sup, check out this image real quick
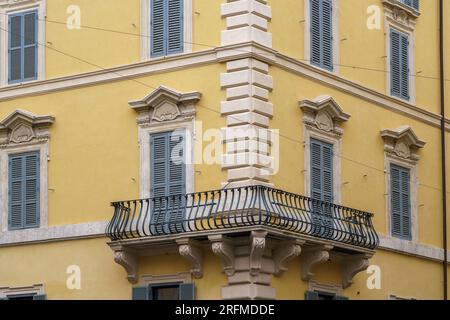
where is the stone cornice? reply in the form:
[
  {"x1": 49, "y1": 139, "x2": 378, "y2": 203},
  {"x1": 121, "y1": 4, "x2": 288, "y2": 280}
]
[{"x1": 0, "y1": 43, "x2": 447, "y2": 131}]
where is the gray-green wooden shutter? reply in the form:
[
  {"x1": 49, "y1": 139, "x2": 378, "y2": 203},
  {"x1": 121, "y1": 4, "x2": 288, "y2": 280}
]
[
  {"x1": 310, "y1": 0, "x2": 333, "y2": 71},
  {"x1": 150, "y1": 131, "x2": 186, "y2": 234},
  {"x1": 305, "y1": 291, "x2": 319, "y2": 300},
  {"x1": 390, "y1": 164, "x2": 411, "y2": 239},
  {"x1": 8, "y1": 152, "x2": 40, "y2": 230},
  {"x1": 310, "y1": 139, "x2": 333, "y2": 203},
  {"x1": 8, "y1": 10, "x2": 38, "y2": 84},
  {"x1": 33, "y1": 294, "x2": 46, "y2": 300},
  {"x1": 402, "y1": 0, "x2": 419, "y2": 10},
  {"x1": 132, "y1": 286, "x2": 149, "y2": 300},
  {"x1": 390, "y1": 29, "x2": 409, "y2": 100},
  {"x1": 179, "y1": 283, "x2": 195, "y2": 300},
  {"x1": 151, "y1": 0, "x2": 184, "y2": 57}
]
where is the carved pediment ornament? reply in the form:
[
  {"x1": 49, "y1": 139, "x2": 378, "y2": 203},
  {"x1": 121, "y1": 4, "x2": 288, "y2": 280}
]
[
  {"x1": 381, "y1": 126, "x2": 425, "y2": 161},
  {"x1": 299, "y1": 95, "x2": 350, "y2": 136},
  {"x1": 0, "y1": 109, "x2": 55, "y2": 147},
  {"x1": 382, "y1": 0, "x2": 419, "y2": 31},
  {"x1": 129, "y1": 86, "x2": 201, "y2": 125}
]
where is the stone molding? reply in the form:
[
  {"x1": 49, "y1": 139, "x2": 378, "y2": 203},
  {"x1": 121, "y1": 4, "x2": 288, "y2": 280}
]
[
  {"x1": 300, "y1": 245, "x2": 333, "y2": 281},
  {"x1": 381, "y1": 125, "x2": 425, "y2": 162},
  {"x1": 177, "y1": 238, "x2": 203, "y2": 279}
]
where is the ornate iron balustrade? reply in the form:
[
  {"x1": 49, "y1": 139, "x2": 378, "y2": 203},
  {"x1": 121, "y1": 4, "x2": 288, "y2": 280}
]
[{"x1": 106, "y1": 185, "x2": 379, "y2": 249}]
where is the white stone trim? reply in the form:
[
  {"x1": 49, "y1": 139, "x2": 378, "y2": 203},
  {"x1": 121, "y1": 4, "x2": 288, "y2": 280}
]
[
  {"x1": 384, "y1": 12, "x2": 416, "y2": 105},
  {"x1": 0, "y1": 0, "x2": 46, "y2": 87},
  {"x1": 388, "y1": 293, "x2": 416, "y2": 300},
  {"x1": 308, "y1": 280, "x2": 343, "y2": 296},
  {"x1": 140, "y1": 0, "x2": 193, "y2": 61},
  {"x1": 384, "y1": 152, "x2": 418, "y2": 242},
  {"x1": 303, "y1": 126, "x2": 343, "y2": 204},
  {"x1": 0, "y1": 221, "x2": 108, "y2": 246},
  {"x1": 304, "y1": 0, "x2": 340, "y2": 74},
  {"x1": 0, "y1": 284, "x2": 44, "y2": 298},
  {"x1": 140, "y1": 272, "x2": 192, "y2": 286}
]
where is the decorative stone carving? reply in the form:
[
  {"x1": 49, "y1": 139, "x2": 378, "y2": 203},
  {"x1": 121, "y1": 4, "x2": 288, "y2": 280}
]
[
  {"x1": 382, "y1": 0, "x2": 420, "y2": 32},
  {"x1": 381, "y1": 125, "x2": 425, "y2": 162},
  {"x1": 299, "y1": 96, "x2": 350, "y2": 137},
  {"x1": 209, "y1": 235, "x2": 235, "y2": 276},
  {"x1": 341, "y1": 254, "x2": 371, "y2": 289},
  {"x1": 300, "y1": 245, "x2": 333, "y2": 281},
  {"x1": 113, "y1": 249, "x2": 138, "y2": 284},
  {"x1": 250, "y1": 230, "x2": 267, "y2": 276},
  {"x1": 129, "y1": 86, "x2": 201, "y2": 126},
  {"x1": 177, "y1": 238, "x2": 203, "y2": 278},
  {"x1": 273, "y1": 240, "x2": 304, "y2": 276},
  {"x1": 0, "y1": 109, "x2": 55, "y2": 147}
]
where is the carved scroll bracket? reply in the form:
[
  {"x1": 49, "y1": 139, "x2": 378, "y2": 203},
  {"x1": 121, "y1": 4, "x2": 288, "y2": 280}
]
[
  {"x1": 341, "y1": 254, "x2": 371, "y2": 289},
  {"x1": 273, "y1": 239, "x2": 304, "y2": 276},
  {"x1": 250, "y1": 230, "x2": 267, "y2": 276},
  {"x1": 209, "y1": 234, "x2": 235, "y2": 276},
  {"x1": 300, "y1": 245, "x2": 333, "y2": 281},
  {"x1": 113, "y1": 248, "x2": 138, "y2": 284},
  {"x1": 177, "y1": 238, "x2": 203, "y2": 279}
]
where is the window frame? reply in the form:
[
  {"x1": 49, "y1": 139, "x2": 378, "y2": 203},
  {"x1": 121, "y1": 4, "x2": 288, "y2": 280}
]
[
  {"x1": 304, "y1": 0, "x2": 340, "y2": 74},
  {"x1": 0, "y1": 0, "x2": 46, "y2": 87},
  {"x1": 140, "y1": 0, "x2": 193, "y2": 61}
]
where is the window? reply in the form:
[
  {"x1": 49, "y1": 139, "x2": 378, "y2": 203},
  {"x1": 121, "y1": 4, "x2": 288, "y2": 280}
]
[
  {"x1": 390, "y1": 29, "x2": 410, "y2": 100},
  {"x1": 310, "y1": 0, "x2": 333, "y2": 71},
  {"x1": 310, "y1": 139, "x2": 334, "y2": 203},
  {"x1": 2, "y1": 294, "x2": 45, "y2": 300},
  {"x1": 8, "y1": 152, "x2": 40, "y2": 230},
  {"x1": 0, "y1": 284, "x2": 46, "y2": 300},
  {"x1": 150, "y1": 0, "x2": 184, "y2": 57},
  {"x1": 150, "y1": 130, "x2": 186, "y2": 234},
  {"x1": 390, "y1": 164, "x2": 411, "y2": 239},
  {"x1": 8, "y1": 10, "x2": 38, "y2": 84},
  {"x1": 305, "y1": 291, "x2": 348, "y2": 300},
  {"x1": 132, "y1": 283, "x2": 194, "y2": 300},
  {"x1": 400, "y1": 0, "x2": 419, "y2": 10}
]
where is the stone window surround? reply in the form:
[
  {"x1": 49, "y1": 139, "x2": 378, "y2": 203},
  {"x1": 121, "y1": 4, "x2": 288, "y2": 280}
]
[
  {"x1": 140, "y1": 0, "x2": 193, "y2": 61},
  {"x1": 0, "y1": 110, "x2": 53, "y2": 233},
  {"x1": 383, "y1": 0, "x2": 417, "y2": 105},
  {"x1": 304, "y1": 0, "x2": 340, "y2": 74},
  {"x1": 308, "y1": 280, "x2": 343, "y2": 297},
  {"x1": 140, "y1": 272, "x2": 192, "y2": 286},
  {"x1": 0, "y1": 284, "x2": 44, "y2": 298},
  {"x1": 129, "y1": 86, "x2": 200, "y2": 199},
  {"x1": 0, "y1": 0, "x2": 46, "y2": 87}
]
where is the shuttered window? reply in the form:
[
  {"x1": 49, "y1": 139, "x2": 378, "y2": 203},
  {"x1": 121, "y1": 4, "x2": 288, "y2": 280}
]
[
  {"x1": 150, "y1": 131, "x2": 186, "y2": 234},
  {"x1": 8, "y1": 152, "x2": 40, "y2": 230},
  {"x1": 310, "y1": 139, "x2": 334, "y2": 203},
  {"x1": 310, "y1": 0, "x2": 333, "y2": 71},
  {"x1": 401, "y1": 0, "x2": 419, "y2": 10},
  {"x1": 151, "y1": 0, "x2": 184, "y2": 57},
  {"x1": 8, "y1": 10, "x2": 38, "y2": 84},
  {"x1": 390, "y1": 164, "x2": 411, "y2": 239},
  {"x1": 132, "y1": 283, "x2": 195, "y2": 300},
  {"x1": 390, "y1": 29, "x2": 410, "y2": 100}
]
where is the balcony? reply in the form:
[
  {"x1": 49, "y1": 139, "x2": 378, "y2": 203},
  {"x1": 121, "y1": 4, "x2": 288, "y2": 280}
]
[{"x1": 106, "y1": 185, "x2": 379, "y2": 295}]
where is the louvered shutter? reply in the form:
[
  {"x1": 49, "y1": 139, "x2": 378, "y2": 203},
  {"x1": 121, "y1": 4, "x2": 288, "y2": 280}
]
[
  {"x1": 179, "y1": 283, "x2": 195, "y2": 300},
  {"x1": 32, "y1": 294, "x2": 46, "y2": 300},
  {"x1": 390, "y1": 29, "x2": 409, "y2": 100},
  {"x1": 151, "y1": 0, "x2": 165, "y2": 57},
  {"x1": 9, "y1": 153, "x2": 40, "y2": 230},
  {"x1": 305, "y1": 291, "x2": 320, "y2": 300},
  {"x1": 390, "y1": 165, "x2": 411, "y2": 239},
  {"x1": 8, "y1": 11, "x2": 38, "y2": 83},
  {"x1": 167, "y1": 0, "x2": 184, "y2": 55},
  {"x1": 321, "y1": 0, "x2": 333, "y2": 70},
  {"x1": 150, "y1": 131, "x2": 186, "y2": 234},
  {"x1": 151, "y1": 0, "x2": 183, "y2": 57},
  {"x1": 132, "y1": 286, "x2": 149, "y2": 300},
  {"x1": 310, "y1": 0, "x2": 333, "y2": 71},
  {"x1": 412, "y1": 0, "x2": 419, "y2": 10}
]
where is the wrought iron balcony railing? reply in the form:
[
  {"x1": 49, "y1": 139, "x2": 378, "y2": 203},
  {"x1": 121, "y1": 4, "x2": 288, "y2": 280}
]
[{"x1": 106, "y1": 185, "x2": 379, "y2": 250}]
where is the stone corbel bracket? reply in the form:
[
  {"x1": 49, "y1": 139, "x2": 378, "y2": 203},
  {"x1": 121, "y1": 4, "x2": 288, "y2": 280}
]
[
  {"x1": 380, "y1": 125, "x2": 426, "y2": 162},
  {"x1": 250, "y1": 230, "x2": 267, "y2": 276},
  {"x1": 113, "y1": 247, "x2": 138, "y2": 284},
  {"x1": 129, "y1": 85, "x2": 201, "y2": 125},
  {"x1": 177, "y1": 238, "x2": 203, "y2": 279},
  {"x1": 0, "y1": 109, "x2": 55, "y2": 147},
  {"x1": 299, "y1": 96, "x2": 350, "y2": 137},
  {"x1": 340, "y1": 253, "x2": 372, "y2": 289},
  {"x1": 300, "y1": 245, "x2": 333, "y2": 281},
  {"x1": 209, "y1": 234, "x2": 235, "y2": 276},
  {"x1": 273, "y1": 239, "x2": 304, "y2": 276}
]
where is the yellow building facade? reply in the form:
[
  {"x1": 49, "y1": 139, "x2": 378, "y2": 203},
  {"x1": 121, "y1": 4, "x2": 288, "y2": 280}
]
[{"x1": 0, "y1": 0, "x2": 448, "y2": 300}]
